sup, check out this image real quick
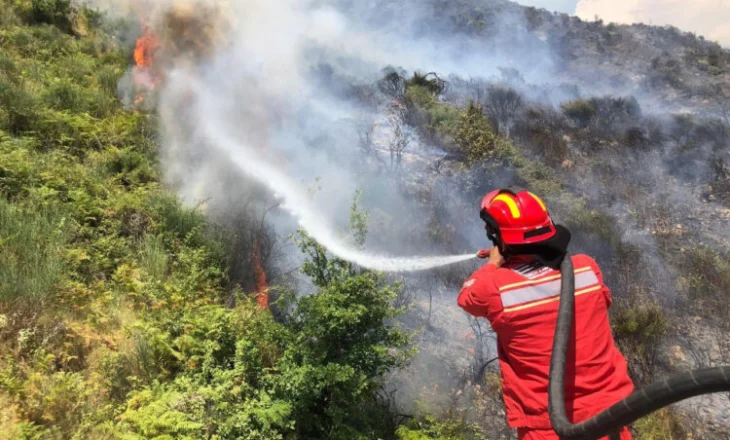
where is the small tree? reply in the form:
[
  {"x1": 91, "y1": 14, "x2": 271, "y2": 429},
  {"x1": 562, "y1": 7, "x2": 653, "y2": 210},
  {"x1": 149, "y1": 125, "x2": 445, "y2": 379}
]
[
  {"x1": 453, "y1": 101, "x2": 516, "y2": 165},
  {"x1": 387, "y1": 102, "x2": 412, "y2": 172},
  {"x1": 283, "y1": 198, "x2": 411, "y2": 439},
  {"x1": 378, "y1": 67, "x2": 407, "y2": 100},
  {"x1": 28, "y1": 0, "x2": 73, "y2": 32}
]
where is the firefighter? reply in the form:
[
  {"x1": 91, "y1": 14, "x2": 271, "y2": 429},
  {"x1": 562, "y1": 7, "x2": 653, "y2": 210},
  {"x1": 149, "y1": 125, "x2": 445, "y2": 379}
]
[{"x1": 458, "y1": 188, "x2": 634, "y2": 440}]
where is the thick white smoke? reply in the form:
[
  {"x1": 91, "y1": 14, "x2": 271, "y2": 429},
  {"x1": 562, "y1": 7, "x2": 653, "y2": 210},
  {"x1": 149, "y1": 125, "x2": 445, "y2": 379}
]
[
  {"x1": 165, "y1": 70, "x2": 477, "y2": 271},
  {"x1": 152, "y1": 0, "x2": 552, "y2": 272}
]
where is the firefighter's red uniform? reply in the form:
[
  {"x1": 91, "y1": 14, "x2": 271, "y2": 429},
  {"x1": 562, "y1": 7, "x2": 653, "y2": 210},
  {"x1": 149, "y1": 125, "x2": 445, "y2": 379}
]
[{"x1": 458, "y1": 254, "x2": 634, "y2": 440}]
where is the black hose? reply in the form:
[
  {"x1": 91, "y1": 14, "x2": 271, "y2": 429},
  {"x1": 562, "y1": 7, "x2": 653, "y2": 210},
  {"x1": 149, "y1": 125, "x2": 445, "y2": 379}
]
[{"x1": 548, "y1": 256, "x2": 730, "y2": 440}]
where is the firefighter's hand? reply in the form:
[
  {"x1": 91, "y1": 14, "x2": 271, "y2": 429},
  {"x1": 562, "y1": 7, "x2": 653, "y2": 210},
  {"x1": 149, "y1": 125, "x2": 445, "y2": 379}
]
[
  {"x1": 477, "y1": 249, "x2": 491, "y2": 259},
  {"x1": 488, "y1": 246, "x2": 505, "y2": 268}
]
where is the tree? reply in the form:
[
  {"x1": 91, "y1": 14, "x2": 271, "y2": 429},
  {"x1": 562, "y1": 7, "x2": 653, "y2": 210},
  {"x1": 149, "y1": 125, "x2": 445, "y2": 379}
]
[
  {"x1": 453, "y1": 101, "x2": 516, "y2": 165},
  {"x1": 378, "y1": 67, "x2": 407, "y2": 100},
  {"x1": 408, "y1": 72, "x2": 446, "y2": 96},
  {"x1": 387, "y1": 102, "x2": 412, "y2": 172},
  {"x1": 282, "y1": 202, "x2": 410, "y2": 439}
]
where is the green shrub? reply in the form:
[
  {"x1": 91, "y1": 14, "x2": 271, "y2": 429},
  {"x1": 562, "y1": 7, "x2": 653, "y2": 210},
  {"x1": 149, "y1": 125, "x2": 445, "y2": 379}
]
[
  {"x1": 396, "y1": 415, "x2": 484, "y2": 440},
  {"x1": 633, "y1": 408, "x2": 688, "y2": 440},
  {"x1": 149, "y1": 194, "x2": 208, "y2": 247},
  {"x1": 0, "y1": 2, "x2": 22, "y2": 26},
  {"x1": 43, "y1": 79, "x2": 89, "y2": 113},
  {"x1": 0, "y1": 78, "x2": 40, "y2": 133},
  {"x1": 515, "y1": 160, "x2": 562, "y2": 195},
  {"x1": 54, "y1": 54, "x2": 95, "y2": 84},
  {"x1": 97, "y1": 146, "x2": 156, "y2": 185},
  {"x1": 404, "y1": 84, "x2": 461, "y2": 143},
  {"x1": 679, "y1": 246, "x2": 730, "y2": 324},
  {"x1": 0, "y1": 52, "x2": 18, "y2": 79},
  {"x1": 453, "y1": 101, "x2": 518, "y2": 164},
  {"x1": 28, "y1": 0, "x2": 73, "y2": 32},
  {"x1": 407, "y1": 72, "x2": 445, "y2": 96},
  {"x1": 139, "y1": 234, "x2": 168, "y2": 281},
  {"x1": 683, "y1": 246, "x2": 730, "y2": 300},
  {"x1": 0, "y1": 199, "x2": 67, "y2": 304},
  {"x1": 95, "y1": 65, "x2": 121, "y2": 96},
  {"x1": 31, "y1": 110, "x2": 97, "y2": 153},
  {"x1": 611, "y1": 302, "x2": 669, "y2": 384},
  {"x1": 613, "y1": 303, "x2": 669, "y2": 343},
  {"x1": 0, "y1": 135, "x2": 42, "y2": 199}
]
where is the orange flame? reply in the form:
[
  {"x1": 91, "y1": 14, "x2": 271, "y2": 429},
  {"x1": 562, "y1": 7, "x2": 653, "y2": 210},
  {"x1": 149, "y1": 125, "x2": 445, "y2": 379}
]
[
  {"x1": 134, "y1": 26, "x2": 159, "y2": 68},
  {"x1": 253, "y1": 239, "x2": 269, "y2": 309},
  {"x1": 133, "y1": 25, "x2": 160, "y2": 104}
]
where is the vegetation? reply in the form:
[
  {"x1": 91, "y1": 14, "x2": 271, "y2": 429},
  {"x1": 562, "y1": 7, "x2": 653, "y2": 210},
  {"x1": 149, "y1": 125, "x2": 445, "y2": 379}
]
[{"x1": 0, "y1": 2, "x2": 411, "y2": 438}]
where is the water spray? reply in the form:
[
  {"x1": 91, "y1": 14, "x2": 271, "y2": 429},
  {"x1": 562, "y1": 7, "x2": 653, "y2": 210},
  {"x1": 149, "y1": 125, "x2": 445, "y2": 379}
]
[{"x1": 187, "y1": 80, "x2": 482, "y2": 273}]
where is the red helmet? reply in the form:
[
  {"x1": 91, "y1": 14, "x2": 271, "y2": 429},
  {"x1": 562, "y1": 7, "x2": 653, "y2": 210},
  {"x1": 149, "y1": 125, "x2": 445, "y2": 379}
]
[{"x1": 480, "y1": 188, "x2": 556, "y2": 246}]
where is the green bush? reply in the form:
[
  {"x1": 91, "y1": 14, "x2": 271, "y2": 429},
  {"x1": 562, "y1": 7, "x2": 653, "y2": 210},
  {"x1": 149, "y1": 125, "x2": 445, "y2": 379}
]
[
  {"x1": 611, "y1": 302, "x2": 669, "y2": 384},
  {"x1": 95, "y1": 64, "x2": 121, "y2": 96},
  {"x1": 632, "y1": 408, "x2": 688, "y2": 440},
  {"x1": 683, "y1": 246, "x2": 730, "y2": 300},
  {"x1": 404, "y1": 84, "x2": 461, "y2": 143},
  {"x1": 0, "y1": 199, "x2": 67, "y2": 304},
  {"x1": 149, "y1": 194, "x2": 208, "y2": 247},
  {"x1": 453, "y1": 101, "x2": 518, "y2": 164},
  {"x1": 138, "y1": 234, "x2": 168, "y2": 281},
  {"x1": 612, "y1": 304, "x2": 669, "y2": 344},
  {"x1": 0, "y1": 52, "x2": 18, "y2": 78},
  {"x1": 0, "y1": 78, "x2": 40, "y2": 133},
  {"x1": 396, "y1": 415, "x2": 482, "y2": 440},
  {"x1": 28, "y1": 0, "x2": 73, "y2": 32},
  {"x1": 43, "y1": 79, "x2": 91, "y2": 113}
]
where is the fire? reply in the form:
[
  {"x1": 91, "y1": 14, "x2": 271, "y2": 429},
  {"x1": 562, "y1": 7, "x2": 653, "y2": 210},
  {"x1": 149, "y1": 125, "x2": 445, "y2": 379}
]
[
  {"x1": 134, "y1": 26, "x2": 158, "y2": 68},
  {"x1": 252, "y1": 239, "x2": 269, "y2": 309},
  {"x1": 132, "y1": 25, "x2": 160, "y2": 105}
]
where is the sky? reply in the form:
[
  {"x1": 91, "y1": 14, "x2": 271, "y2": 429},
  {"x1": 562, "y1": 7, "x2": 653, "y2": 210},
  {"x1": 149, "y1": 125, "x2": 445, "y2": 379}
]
[{"x1": 513, "y1": 0, "x2": 730, "y2": 46}]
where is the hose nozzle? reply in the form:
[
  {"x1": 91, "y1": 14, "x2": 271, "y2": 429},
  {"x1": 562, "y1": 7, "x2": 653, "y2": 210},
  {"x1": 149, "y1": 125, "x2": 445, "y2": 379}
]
[{"x1": 476, "y1": 249, "x2": 491, "y2": 259}]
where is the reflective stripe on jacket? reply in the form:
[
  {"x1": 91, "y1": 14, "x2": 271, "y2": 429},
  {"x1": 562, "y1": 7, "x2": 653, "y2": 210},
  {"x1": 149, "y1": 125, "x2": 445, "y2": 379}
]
[{"x1": 457, "y1": 254, "x2": 634, "y2": 429}]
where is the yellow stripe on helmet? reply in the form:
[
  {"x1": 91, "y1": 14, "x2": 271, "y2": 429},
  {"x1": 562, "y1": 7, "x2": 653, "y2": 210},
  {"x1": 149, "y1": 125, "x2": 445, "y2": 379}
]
[
  {"x1": 528, "y1": 192, "x2": 547, "y2": 212},
  {"x1": 492, "y1": 194, "x2": 521, "y2": 218}
]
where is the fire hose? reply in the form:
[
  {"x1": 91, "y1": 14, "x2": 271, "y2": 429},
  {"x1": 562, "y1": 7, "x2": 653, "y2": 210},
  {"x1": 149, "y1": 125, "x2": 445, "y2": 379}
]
[{"x1": 548, "y1": 256, "x2": 730, "y2": 440}]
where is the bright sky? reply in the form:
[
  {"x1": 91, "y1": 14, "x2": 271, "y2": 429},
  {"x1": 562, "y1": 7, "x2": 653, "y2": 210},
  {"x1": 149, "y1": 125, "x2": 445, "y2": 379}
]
[{"x1": 512, "y1": 0, "x2": 730, "y2": 46}]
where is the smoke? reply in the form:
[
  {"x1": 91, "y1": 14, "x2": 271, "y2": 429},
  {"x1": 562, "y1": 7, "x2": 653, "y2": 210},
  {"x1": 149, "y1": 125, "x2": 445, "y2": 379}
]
[
  {"x1": 169, "y1": 73, "x2": 478, "y2": 270},
  {"x1": 140, "y1": 0, "x2": 558, "y2": 273}
]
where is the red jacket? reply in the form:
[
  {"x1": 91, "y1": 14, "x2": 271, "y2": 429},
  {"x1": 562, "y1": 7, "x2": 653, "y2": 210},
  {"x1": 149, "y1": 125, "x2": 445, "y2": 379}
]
[{"x1": 458, "y1": 254, "x2": 634, "y2": 429}]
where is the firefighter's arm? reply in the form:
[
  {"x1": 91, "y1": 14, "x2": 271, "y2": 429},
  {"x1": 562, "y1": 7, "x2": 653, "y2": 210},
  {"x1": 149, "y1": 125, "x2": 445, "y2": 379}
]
[{"x1": 457, "y1": 264, "x2": 503, "y2": 321}]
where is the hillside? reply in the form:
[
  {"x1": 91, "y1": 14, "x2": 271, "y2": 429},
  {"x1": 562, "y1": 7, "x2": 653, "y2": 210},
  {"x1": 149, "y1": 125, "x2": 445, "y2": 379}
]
[{"x1": 0, "y1": 0, "x2": 729, "y2": 439}]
